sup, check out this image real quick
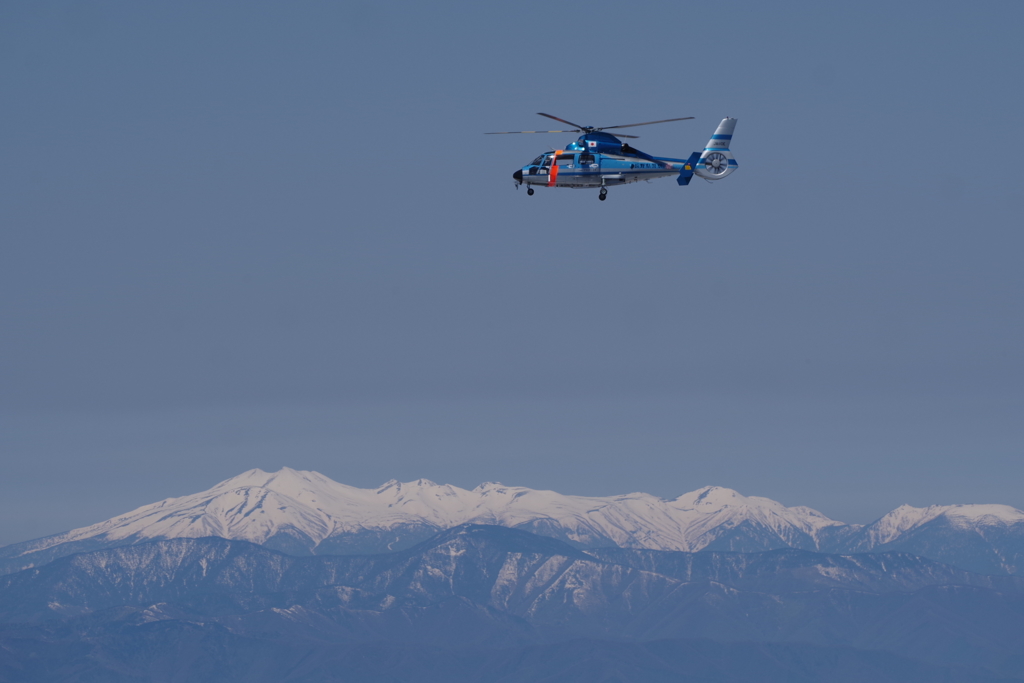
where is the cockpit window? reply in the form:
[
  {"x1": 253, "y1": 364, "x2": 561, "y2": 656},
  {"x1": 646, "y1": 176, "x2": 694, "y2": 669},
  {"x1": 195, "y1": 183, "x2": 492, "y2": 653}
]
[{"x1": 530, "y1": 156, "x2": 545, "y2": 166}]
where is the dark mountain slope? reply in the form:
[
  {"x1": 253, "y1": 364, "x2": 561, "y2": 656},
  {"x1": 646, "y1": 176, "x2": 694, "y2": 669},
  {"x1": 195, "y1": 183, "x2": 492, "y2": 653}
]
[
  {"x1": 4, "y1": 526, "x2": 1024, "y2": 679},
  {"x1": 585, "y1": 546, "x2": 1024, "y2": 593}
]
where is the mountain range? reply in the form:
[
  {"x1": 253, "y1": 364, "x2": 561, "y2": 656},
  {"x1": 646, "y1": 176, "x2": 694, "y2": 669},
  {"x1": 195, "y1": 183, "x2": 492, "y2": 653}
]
[
  {"x1": 5, "y1": 469, "x2": 1024, "y2": 681},
  {"x1": 3, "y1": 526, "x2": 1024, "y2": 682},
  {"x1": 3, "y1": 467, "x2": 1024, "y2": 576}
]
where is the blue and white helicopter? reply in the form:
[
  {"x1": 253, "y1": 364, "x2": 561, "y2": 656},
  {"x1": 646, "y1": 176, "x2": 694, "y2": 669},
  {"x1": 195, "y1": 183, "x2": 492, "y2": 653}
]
[{"x1": 489, "y1": 113, "x2": 738, "y2": 200}]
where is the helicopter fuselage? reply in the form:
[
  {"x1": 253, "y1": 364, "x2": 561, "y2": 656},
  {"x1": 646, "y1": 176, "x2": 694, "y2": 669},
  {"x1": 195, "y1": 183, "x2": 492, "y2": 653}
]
[
  {"x1": 512, "y1": 132, "x2": 696, "y2": 190},
  {"x1": 517, "y1": 153, "x2": 685, "y2": 188}
]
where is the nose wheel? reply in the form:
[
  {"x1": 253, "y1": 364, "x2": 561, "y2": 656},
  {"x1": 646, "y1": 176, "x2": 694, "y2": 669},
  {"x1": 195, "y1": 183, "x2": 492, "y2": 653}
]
[
  {"x1": 599, "y1": 188, "x2": 607, "y2": 201},
  {"x1": 527, "y1": 187, "x2": 535, "y2": 196}
]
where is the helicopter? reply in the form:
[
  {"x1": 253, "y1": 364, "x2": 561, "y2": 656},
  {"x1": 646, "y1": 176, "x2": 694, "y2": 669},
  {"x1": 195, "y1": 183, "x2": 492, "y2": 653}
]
[{"x1": 488, "y1": 113, "x2": 738, "y2": 200}]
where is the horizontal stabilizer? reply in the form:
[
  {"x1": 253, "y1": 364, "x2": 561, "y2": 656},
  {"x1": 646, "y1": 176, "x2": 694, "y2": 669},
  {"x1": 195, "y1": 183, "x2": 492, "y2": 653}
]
[{"x1": 677, "y1": 152, "x2": 701, "y2": 186}]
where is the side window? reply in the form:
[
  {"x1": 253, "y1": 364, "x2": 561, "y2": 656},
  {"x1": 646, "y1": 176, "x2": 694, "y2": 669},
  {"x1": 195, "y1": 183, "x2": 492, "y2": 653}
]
[
  {"x1": 578, "y1": 153, "x2": 595, "y2": 166},
  {"x1": 555, "y1": 154, "x2": 574, "y2": 166}
]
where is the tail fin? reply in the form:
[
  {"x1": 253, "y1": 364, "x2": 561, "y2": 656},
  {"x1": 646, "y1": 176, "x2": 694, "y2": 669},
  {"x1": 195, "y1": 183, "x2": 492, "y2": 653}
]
[{"x1": 693, "y1": 118, "x2": 738, "y2": 180}]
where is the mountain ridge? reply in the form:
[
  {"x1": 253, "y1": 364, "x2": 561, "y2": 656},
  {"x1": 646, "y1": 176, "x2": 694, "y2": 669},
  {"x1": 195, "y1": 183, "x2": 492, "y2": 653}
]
[
  {"x1": 4, "y1": 528, "x2": 1024, "y2": 681},
  {"x1": 3, "y1": 467, "x2": 1023, "y2": 576}
]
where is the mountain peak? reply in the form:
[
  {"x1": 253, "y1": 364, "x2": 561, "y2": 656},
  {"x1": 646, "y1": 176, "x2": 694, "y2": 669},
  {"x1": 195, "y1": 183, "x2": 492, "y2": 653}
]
[
  {"x1": 676, "y1": 486, "x2": 747, "y2": 508},
  {"x1": 867, "y1": 503, "x2": 1024, "y2": 544},
  {"x1": 216, "y1": 468, "x2": 271, "y2": 486},
  {"x1": 941, "y1": 504, "x2": 1024, "y2": 526},
  {"x1": 213, "y1": 467, "x2": 323, "y2": 490}
]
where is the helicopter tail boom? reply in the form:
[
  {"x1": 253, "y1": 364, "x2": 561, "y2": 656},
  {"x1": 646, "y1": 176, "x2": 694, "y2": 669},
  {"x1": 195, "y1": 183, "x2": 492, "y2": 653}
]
[{"x1": 693, "y1": 118, "x2": 738, "y2": 180}]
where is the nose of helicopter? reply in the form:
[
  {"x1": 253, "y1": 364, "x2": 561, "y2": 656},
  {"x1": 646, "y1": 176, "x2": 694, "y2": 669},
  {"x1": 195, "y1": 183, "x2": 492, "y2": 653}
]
[{"x1": 512, "y1": 169, "x2": 523, "y2": 182}]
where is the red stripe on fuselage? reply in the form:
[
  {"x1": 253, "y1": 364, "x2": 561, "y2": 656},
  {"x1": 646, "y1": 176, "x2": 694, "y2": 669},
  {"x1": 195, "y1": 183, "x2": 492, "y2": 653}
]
[{"x1": 547, "y1": 150, "x2": 563, "y2": 187}]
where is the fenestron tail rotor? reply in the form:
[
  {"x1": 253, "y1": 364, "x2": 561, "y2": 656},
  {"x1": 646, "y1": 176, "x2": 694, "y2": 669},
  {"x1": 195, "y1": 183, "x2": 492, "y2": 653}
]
[{"x1": 486, "y1": 113, "x2": 693, "y2": 139}]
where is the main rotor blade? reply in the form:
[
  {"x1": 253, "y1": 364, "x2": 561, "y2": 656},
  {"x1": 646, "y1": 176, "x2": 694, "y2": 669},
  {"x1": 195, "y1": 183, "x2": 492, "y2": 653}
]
[
  {"x1": 537, "y1": 112, "x2": 589, "y2": 130},
  {"x1": 598, "y1": 116, "x2": 694, "y2": 130},
  {"x1": 485, "y1": 129, "x2": 581, "y2": 134},
  {"x1": 485, "y1": 129, "x2": 639, "y2": 138}
]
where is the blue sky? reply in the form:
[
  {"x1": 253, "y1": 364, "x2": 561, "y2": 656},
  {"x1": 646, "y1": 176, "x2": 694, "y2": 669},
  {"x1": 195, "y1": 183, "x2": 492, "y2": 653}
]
[{"x1": 2, "y1": 1, "x2": 1023, "y2": 546}]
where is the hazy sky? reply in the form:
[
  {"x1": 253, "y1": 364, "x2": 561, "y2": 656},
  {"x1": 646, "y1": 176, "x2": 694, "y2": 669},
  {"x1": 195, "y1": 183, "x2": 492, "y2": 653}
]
[{"x1": 2, "y1": 1, "x2": 1023, "y2": 546}]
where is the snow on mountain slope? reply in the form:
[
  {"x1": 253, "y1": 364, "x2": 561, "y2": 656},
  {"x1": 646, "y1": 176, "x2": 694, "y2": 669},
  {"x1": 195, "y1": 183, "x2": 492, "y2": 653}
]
[
  {"x1": 666, "y1": 487, "x2": 843, "y2": 550},
  {"x1": 5, "y1": 468, "x2": 1024, "y2": 577},
  {"x1": 840, "y1": 502, "x2": 1024, "y2": 574},
  {"x1": 857, "y1": 503, "x2": 1024, "y2": 548},
  {"x1": 0, "y1": 469, "x2": 845, "y2": 572}
]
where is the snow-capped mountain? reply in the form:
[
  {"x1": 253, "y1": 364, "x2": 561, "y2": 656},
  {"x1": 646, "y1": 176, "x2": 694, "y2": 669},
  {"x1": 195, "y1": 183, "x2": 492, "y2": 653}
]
[
  {"x1": 855, "y1": 503, "x2": 1024, "y2": 547},
  {"x1": 0, "y1": 468, "x2": 845, "y2": 575},
  {"x1": 839, "y1": 503, "x2": 1024, "y2": 575},
  {"x1": 3, "y1": 467, "x2": 1024, "y2": 576}
]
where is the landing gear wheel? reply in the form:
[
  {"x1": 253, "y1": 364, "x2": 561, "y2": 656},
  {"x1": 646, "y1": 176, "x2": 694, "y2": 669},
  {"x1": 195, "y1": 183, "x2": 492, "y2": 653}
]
[
  {"x1": 527, "y1": 187, "x2": 534, "y2": 196},
  {"x1": 599, "y1": 189, "x2": 607, "y2": 201}
]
